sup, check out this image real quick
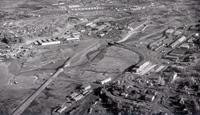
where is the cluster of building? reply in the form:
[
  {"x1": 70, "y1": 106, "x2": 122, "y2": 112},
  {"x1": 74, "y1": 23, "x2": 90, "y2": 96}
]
[
  {"x1": 61, "y1": 31, "x2": 81, "y2": 41},
  {"x1": 54, "y1": 77, "x2": 112, "y2": 114},
  {"x1": 81, "y1": 21, "x2": 112, "y2": 37},
  {"x1": 163, "y1": 47, "x2": 197, "y2": 65},
  {"x1": 106, "y1": 78, "x2": 158, "y2": 106},
  {"x1": 134, "y1": 61, "x2": 167, "y2": 75},
  {"x1": 162, "y1": 33, "x2": 199, "y2": 64},
  {"x1": 55, "y1": 84, "x2": 92, "y2": 114},
  {"x1": 32, "y1": 31, "x2": 81, "y2": 46},
  {"x1": 147, "y1": 27, "x2": 200, "y2": 65},
  {"x1": 148, "y1": 28, "x2": 186, "y2": 51}
]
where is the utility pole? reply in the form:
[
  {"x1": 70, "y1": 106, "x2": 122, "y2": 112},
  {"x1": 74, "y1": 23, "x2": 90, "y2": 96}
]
[{"x1": 12, "y1": 58, "x2": 71, "y2": 115}]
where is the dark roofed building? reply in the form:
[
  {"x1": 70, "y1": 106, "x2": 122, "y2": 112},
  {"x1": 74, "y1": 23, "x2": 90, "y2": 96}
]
[{"x1": 168, "y1": 48, "x2": 188, "y2": 57}]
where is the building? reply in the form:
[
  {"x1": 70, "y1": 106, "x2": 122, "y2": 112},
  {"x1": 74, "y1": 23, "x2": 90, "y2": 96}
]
[
  {"x1": 173, "y1": 29, "x2": 184, "y2": 36},
  {"x1": 52, "y1": 1, "x2": 65, "y2": 6},
  {"x1": 136, "y1": 61, "x2": 151, "y2": 73},
  {"x1": 154, "y1": 65, "x2": 166, "y2": 73},
  {"x1": 168, "y1": 48, "x2": 188, "y2": 57},
  {"x1": 170, "y1": 36, "x2": 187, "y2": 48},
  {"x1": 165, "y1": 28, "x2": 175, "y2": 35},
  {"x1": 68, "y1": 5, "x2": 81, "y2": 8},
  {"x1": 33, "y1": 38, "x2": 60, "y2": 46},
  {"x1": 162, "y1": 55, "x2": 179, "y2": 62},
  {"x1": 136, "y1": 61, "x2": 157, "y2": 75},
  {"x1": 86, "y1": 22, "x2": 97, "y2": 27},
  {"x1": 139, "y1": 64, "x2": 157, "y2": 75},
  {"x1": 100, "y1": 77, "x2": 112, "y2": 85},
  {"x1": 179, "y1": 43, "x2": 190, "y2": 49},
  {"x1": 56, "y1": 102, "x2": 72, "y2": 114},
  {"x1": 81, "y1": 84, "x2": 91, "y2": 91},
  {"x1": 154, "y1": 44, "x2": 165, "y2": 51},
  {"x1": 70, "y1": 6, "x2": 105, "y2": 11},
  {"x1": 66, "y1": 37, "x2": 80, "y2": 41},
  {"x1": 41, "y1": 41, "x2": 61, "y2": 46},
  {"x1": 148, "y1": 37, "x2": 165, "y2": 51},
  {"x1": 73, "y1": 94, "x2": 84, "y2": 101}
]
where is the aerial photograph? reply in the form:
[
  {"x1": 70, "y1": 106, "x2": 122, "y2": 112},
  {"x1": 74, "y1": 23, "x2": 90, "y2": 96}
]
[{"x1": 0, "y1": 0, "x2": 200, "y2": 115}]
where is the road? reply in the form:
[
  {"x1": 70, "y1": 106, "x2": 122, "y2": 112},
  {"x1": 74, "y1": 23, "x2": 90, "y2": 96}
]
[
  {"x1": 117, "y1": 20, "x2": 150, "y2": 43},
  {"x1": 12, "y1": 62, "x2": 68, "y2": 115},
  {"x1": 67, "y1": 40, "x2": 107, "y2": 67}
]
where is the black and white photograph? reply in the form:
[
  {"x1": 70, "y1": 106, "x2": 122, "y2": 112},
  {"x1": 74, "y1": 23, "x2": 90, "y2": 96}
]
[{"x1": 0, "y1": 0, "x2": 200, "y2": 115}]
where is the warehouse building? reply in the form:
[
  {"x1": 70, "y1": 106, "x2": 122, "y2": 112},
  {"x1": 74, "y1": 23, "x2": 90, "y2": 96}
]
[
  {"x1": 136, "y1": 61, "x2": 157, "y2": 75},
  {"x1": 170, "y1": 36, "x2": 187, "y2": 48},
  {"x1": 70, "y1": 6, "x2": 105, "y2": 11},
  {"x1": 168, "y1": 48, "x2": 188, "y2": 57},
  {"x1": 33, "y1": 38, "x2": 60, "y2": 46}
]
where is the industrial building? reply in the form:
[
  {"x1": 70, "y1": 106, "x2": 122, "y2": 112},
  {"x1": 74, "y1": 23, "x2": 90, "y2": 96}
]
[
  {"x1": 69, "y1": 6, "x2": 105, "y2": 11},
  {"x1": 136, "y1": 61, "x2": 151, "y2": 73},
  {"x1": 134, "y1": 61, "x2": 167, "y2": 75},
  {"x1": 33, "y1": 37, "x2": 60, "y2": 46},
  {"x1": 148, "y1": 37, "x2": 166, "y2": 51},
  {"x1": 139, "y1": 64, "x2": 157, "y2": 75},
  {"x1": 135, "y1": 61, "x2": 157, "y2": 75},
  {"x1": 168, "y1": 48, "x2": 188, "y2": 57},
  {"x1": 154, "y1": 65, "x2": 167, "y2": 73},
  {"x1": 162, "y1": 54, "x2": 179, "y2": 62},
  {"x1": 98, "y1": 77, "x2": 112, "y2": 85},
  {"x1": 170, "y1": 36, "x2": 187, "y2": 48},
  {"x1": 40, "y1": 41, "x2": 61, "y2": 46}
]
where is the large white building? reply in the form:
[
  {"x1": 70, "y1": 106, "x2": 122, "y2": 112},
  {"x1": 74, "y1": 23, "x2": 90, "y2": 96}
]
[
  {"x1": 41, "y1": 41, "x2": 61, "y2": 46},
  {"x1": 136, "y1": 61, "x2": 157, "y2": 75}
]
